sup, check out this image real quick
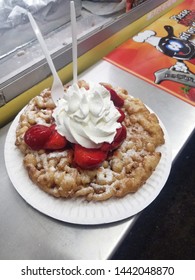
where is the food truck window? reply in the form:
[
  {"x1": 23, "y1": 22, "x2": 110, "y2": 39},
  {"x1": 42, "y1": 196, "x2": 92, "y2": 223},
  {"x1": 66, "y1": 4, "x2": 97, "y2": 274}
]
[
  {"x1": 0, "y1": 0, "x2": 131, "y2": 103},
  {"x1": 0, "y1": 0, "x2": 156, "y2": 106}
]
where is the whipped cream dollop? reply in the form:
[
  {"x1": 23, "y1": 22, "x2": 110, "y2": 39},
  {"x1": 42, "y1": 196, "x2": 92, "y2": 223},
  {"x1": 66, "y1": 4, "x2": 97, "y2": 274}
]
[{"x1": 52, "y1": 82, "x2": 121, "y2": 148}]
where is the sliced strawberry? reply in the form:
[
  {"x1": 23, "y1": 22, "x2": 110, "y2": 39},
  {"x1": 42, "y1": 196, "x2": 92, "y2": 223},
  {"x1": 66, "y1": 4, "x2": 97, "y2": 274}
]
[
  {"x1": 24, "y1": 124, "x2": 52, "y2": 150},
  {"x1": 101, "y1": 125, "x2": 127, "y2": 152},
  {"x1": 104, "y1": 85, "x2": 124, "y2": 107},
  {"x1": 111, "y1": 125, "x2": 127, "y2": 150},
  {"x1": 181, "y1": 86, "x2": 195, "y2": 102},
  {"x1": 74, "y1": 144, "x2": 108, "y2": 169},
  {"x1": 100, "y1": 142, "x2": 112, "y2": 152},
  {"x1": 188, "y1": 87, "x2": 195, "y2": 102},
  {"x1": 117, "y1": 107, "x2": 125, "y2": 122},
  {"x1": 44, "y1": 125, "x2": 67, "y2": 150}
]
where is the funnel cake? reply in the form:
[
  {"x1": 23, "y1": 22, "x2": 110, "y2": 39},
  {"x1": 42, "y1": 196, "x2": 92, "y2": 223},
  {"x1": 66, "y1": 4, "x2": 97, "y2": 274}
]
[{"x1": 15, "y1": 80, "x2": 164, "y2": 201}]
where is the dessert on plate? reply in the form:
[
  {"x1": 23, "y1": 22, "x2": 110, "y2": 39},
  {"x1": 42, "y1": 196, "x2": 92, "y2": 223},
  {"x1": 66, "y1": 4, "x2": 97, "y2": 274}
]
[{"x1": 15, "y1": 80, "x2": 165, "y2": 201}]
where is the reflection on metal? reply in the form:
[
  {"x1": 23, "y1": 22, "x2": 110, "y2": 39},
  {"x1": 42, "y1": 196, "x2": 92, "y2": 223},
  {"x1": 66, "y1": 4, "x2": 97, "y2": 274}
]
[
  {"x1": 0, "y1": 0, "x2": 172, "y2": 104},
  {"x1": 0, "y1": 0, "x2": 82, "y2": 58},
  {"x1": 0, "y1": 92, "x2": 6, "y2": 107}
]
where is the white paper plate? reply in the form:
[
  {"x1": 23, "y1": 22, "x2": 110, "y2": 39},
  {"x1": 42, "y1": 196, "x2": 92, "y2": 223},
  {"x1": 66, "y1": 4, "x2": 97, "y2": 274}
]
[{"x1": 4, "y1": 108, "x2": 172, "y2": 225}]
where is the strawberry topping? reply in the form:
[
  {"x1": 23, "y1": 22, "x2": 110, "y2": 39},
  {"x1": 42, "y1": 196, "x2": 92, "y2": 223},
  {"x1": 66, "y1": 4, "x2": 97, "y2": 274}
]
[
  {"x1": 104, "y1": 85, "x2": 124, "y2": 107},
  {"x1": 117, "y1": 107, "x2": 125, "y2": 122},
  {"x1": 74, "y1": 144, "x2": 108, "y2": 169},
  {"x1": 111, "y1": 125, "x2": 127, "y2": 150},
  {"x1": 101, "y1": 125, "x2": 127, "y2": 152},
  {"x1": 24, "y1": 124, "x2": 67, "y2": 151},
  {"x1": 24, "y1": 124, "x2": 52, "y2": 150},
  {"x1": 43, "y1": 124, "x2": 67, "y2": 150},
  {"x1": 187, "y1": 87, "x2": 195, "y2": 102}
]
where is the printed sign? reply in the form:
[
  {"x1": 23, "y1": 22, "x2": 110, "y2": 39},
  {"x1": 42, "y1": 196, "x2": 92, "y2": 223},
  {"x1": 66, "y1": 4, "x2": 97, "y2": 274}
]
[{"x1": 105, "y1": 0, "x2": 195, "y2": 106}]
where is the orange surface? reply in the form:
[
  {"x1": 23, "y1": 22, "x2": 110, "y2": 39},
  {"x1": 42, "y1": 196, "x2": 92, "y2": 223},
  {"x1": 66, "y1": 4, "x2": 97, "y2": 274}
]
[{"x1": 105, "y1": 0, "x2": 195, "y2": 106}]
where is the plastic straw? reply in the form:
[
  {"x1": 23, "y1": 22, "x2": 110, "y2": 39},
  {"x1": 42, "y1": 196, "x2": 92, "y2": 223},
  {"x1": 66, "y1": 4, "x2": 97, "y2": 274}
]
[{"x1": 70, "y1": 1, "x2": 78, "y2": 84}]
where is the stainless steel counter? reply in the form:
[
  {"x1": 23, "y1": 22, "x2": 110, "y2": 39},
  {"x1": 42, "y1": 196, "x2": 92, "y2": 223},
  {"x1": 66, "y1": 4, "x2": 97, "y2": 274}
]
[{"x1": 0, "y1": 60, "x2": 194, "y2": 260}]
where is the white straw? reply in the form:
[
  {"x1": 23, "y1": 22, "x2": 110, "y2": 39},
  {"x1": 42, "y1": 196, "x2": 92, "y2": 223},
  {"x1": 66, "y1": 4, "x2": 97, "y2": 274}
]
[{"x1": 70, "y1": 1, "x2": 78, "y2": 84}]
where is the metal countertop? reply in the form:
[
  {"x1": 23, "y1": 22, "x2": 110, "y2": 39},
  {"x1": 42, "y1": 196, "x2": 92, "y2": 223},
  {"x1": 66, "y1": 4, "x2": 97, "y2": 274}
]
[{"x1": 0, "y1": 60, "x2": 194, "y2": 260}]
